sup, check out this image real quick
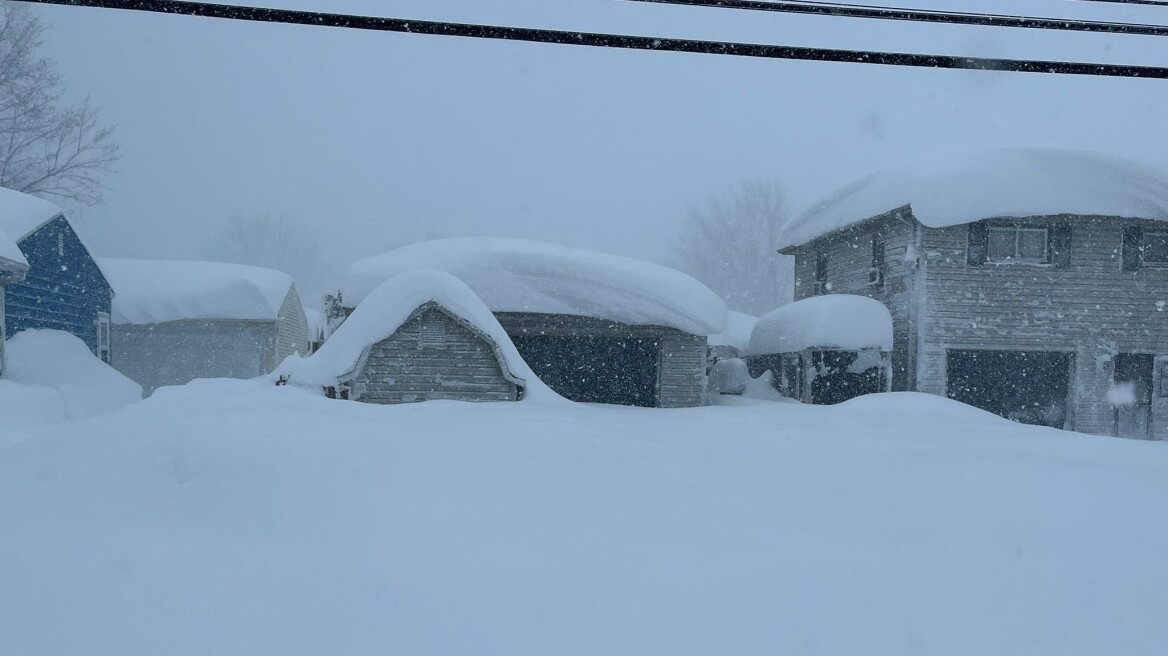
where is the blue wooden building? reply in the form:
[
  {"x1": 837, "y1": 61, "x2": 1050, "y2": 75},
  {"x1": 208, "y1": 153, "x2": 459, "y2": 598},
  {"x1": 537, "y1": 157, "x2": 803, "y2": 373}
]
[{"x1": 0, "y1": 188, "x2": 113, "y2": 362}]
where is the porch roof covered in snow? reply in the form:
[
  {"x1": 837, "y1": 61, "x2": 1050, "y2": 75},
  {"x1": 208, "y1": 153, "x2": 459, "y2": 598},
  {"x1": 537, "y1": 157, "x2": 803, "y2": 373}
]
[
  {"x1": 778, "y1": 148, "x2": 1168, "y2": 252},
  {"x1": 99, "y1": 258, "x2": 298, "y2": 325},
  {"x1": 343, "y1": 237, "x2": 727, "y2": 336},
  {"x1": 745, "y1": 295, "x2": 893, "y2": 356}
]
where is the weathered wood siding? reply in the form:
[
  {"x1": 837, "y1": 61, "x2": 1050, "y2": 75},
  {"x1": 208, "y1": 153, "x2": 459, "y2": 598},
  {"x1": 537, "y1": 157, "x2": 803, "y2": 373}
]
[
  {"x1": 276, "y1": 286, "x2": 310, "y2": 361},
  {"x1": 918, "y1": 216, "x2": 1168, "y2": 437},
  {"x1": 351, "y1": 308, "x2": 519, "y2": 404},
  {"x1": 495, "y1": 312, "x2": 708, "y2": 407},
  {"x1": 4, "y1": 216, "x2": 113, "y2": 354},
  {"x1": 0, "y1": 285, "x2": 6, "y2": 375},
  {"x1": 791, "y1": 209, "x2": 919, "y2": 390},
  {"x1": 112, "y1": 319, "x2": 277, "y2": 395}
]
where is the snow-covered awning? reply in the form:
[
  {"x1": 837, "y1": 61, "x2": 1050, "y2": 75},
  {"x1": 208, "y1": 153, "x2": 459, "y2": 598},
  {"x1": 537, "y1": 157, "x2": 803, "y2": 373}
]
[
  {"x1": 279, "y1": 270, "x2": 551, "y2": 399},
  {"x1": 343, "y1": 238, "x2": 727, "y2": 336},
  {"x1": 746, "y1": 295, "x2": 892, "y2": 356},
  {"x1": 779, "y1": 148, "x2": 1168, "y2": 250},
  {"x1": 100, "y1": 258, "x2": 298, "y2": 325}
]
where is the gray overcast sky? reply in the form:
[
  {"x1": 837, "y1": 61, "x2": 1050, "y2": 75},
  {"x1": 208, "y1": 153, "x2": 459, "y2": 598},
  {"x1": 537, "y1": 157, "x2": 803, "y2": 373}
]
[{"x1": 27, "y1": 0, "x2": 1168, "y2": 300}]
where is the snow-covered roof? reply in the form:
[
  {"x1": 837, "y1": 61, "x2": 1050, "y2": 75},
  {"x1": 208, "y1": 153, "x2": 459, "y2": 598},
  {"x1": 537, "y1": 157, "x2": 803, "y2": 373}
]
[
  {"x1": 0, "y1": 227, "x2": 27, "y2": 270},
  {"x1": 780, "y1": 148, "x2": 1168, "y2": 250},
  {"x1": 279, "y1": 270, "x2": 554, "y2": 400},
  {"x1": 343, "y1": 237, "x2": 727, "y2": 336},
  {"x1": 100, "y1": 258, "x2": 298, "y2": 325},
  {"x1": 746, "y1": 295, "x2": 892, "y2": 355},
  {"x1": 707, "y1": 311, "x2": 758, "y2": 350},
  {"x1": 0, "y1": 186, "x2": 65, "y2": 242}
]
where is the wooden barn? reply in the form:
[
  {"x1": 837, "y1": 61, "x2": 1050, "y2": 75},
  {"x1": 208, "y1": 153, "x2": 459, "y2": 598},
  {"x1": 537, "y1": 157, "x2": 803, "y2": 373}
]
[
  {"x1": 744, "y1": 295, "x2": 892, "y2": 405},
  {"x1": 339, "y1": 237, "x2": 728, "y2": 407},
  {"x1": 0, "y1": 188, "x2": 113, "y2": 362},
  {"x1": 777, "y1": 147, "x2": 1168, "y2": 437},
  {"x1": 279, "y1": 270, "x2": 533, "y2": 404},
  {"x1": 0, "y1": 229, "x2": 30, "y2": 375},
  {"x1": 99, "y1": 259, "x2": 310, "y2": 395}
]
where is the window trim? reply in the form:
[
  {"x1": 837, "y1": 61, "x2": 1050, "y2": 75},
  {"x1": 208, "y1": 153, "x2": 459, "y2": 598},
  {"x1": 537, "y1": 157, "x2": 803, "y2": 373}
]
[{"x1": 986, "y1": 225, "x2": 1051, "y2": 265}]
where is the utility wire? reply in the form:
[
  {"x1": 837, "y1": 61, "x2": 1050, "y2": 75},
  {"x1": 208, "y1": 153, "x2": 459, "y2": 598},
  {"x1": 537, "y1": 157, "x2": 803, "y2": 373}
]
[
  {"x1": 626, "y1": 0, "x2": 1168, "y2": 37},
  {"x1": 14, "y1": 0, "x2": 1168, "y2": 79}
]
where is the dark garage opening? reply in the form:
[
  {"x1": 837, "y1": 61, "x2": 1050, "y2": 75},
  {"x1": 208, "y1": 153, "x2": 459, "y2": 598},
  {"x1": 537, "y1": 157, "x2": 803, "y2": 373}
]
[
  {"x1": 946, "y1": 350, "x2": 1072, "y2": 428},
  {"x1": 510, "y1": 335, "x2": 660, "y2": 406}
]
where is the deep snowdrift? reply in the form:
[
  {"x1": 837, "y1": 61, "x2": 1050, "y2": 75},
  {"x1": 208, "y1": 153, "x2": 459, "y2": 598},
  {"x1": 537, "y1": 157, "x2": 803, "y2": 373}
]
[
  {"x1": 343, "y1": 237, "x2": 727, "y2": 335},
  {"x1": 782, "y1": 147, "x2": 1168, "y2": 249},
  {"x1": 747, "y1": 294, "x2": 893, "y2": 355},
  {"x1": 0, "y1": 330, "x2": 141, "y2": 437},
  {"x1": 1, "y1": 380, "x2": 1165, "y2": 656}
]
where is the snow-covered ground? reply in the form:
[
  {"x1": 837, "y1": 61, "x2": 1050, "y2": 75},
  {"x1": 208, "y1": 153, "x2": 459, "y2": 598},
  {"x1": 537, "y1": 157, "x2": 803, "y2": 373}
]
[{"x1": 1, "y1": 380, "x2": 1165, "y2": 655}]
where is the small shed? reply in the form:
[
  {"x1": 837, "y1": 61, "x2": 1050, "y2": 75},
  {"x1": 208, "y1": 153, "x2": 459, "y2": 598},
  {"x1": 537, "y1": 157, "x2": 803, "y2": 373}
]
[
  {"x1": 0, "y1": 188, "x2": 113, "y2": 362},
  {"x1": 0, "y1": 228, "x2": 29, "y2": 375},
  {"x1": 279, "y1": 270, "x2": 538, "y2": 404},
  {"x1": 99, "y1": 259, "x2": 309, "y2": 395},
  {"x1": 341, "y1": 238, "x2": 727, "y2": 407},
  {"x1": 745, "y1": 295, "x2": 893, "y2": 405}
]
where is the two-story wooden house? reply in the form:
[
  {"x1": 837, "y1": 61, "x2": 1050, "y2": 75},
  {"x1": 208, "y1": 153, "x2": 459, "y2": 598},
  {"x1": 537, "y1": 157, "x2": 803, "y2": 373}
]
[{"x1": 778, "y1": 148, "x2": 1168, "y2": 438}]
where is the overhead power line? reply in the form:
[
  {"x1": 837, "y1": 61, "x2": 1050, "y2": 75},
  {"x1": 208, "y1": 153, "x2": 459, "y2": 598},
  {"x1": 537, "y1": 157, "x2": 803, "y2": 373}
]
[
  {"x1": 14, "y1": 0, "x2": 1168, "y2": 79},
  {"x1": 626, "y1": 0, "x2": 1168, "y2": 37}
]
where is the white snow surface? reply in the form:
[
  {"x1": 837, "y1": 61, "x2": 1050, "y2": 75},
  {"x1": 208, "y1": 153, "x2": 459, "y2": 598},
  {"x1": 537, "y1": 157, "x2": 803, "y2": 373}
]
[
  {"x1": 781, "y1": 147, "x2": 1168, "y2": 249},
  {"x1": 344, "y1": 237, "x2": 727, "y2": 335},
  {"x1": 707, "y1": 310, "x2": 758, "y2": 350},
  {"x1": 100, "y1": 258, "x2": 298, "y2": 324},
  {"x1": 277, "y1": 270, "x2": 554, "y2": 400},
  {"x1": 2, "y1": 383, "x2": 1165, "y2": 655},
  {"x1": 0, "y1": 330, "x2": 141, "y2": 437},
  {"x1": 0, "y1": 227, "x2": 26, "y2": 269},
  {"x1": 747, "y1": 294, "x2": 893, "y2": 355},
  {"x1": 0, "y1": 186, "x2": 64, "y2": 242}
]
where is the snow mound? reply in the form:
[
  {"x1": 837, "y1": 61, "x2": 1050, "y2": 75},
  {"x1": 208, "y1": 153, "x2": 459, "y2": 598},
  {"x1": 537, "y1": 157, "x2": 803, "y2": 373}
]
[
  {"x1": 747, "y1": 295, "x2": 892, "y2": 355},
  {"x1": 781, "y1": 147, "x2": 1168, "y2": 249},
  {"x1": 278, "y1": 270, "x2": 557, "y2": 401},
  {"x1": 708, "y1": 310, "x2": 758, "y2": 350},
  {"x1": 1, "y1": 329, "x2": 142, "y2": 425},
  {"x1": 0, "y1": 186, "x2": 64, "y2": 242},
  {"x1": 100, "y1": 258, "x2": 297, "y2": 324},
  {"x1": 343, "y1": 237, "x2": 726, "y2": 336}
]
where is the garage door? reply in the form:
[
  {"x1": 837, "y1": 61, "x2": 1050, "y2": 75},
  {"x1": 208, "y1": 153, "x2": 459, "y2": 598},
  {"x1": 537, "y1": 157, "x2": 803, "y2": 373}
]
[
  {"x1": 946, "y1": 350, "x2": 1072, "y2": 428},
  {"x1": 510, "y1": 335, "x2": 660, "y2": 406}
]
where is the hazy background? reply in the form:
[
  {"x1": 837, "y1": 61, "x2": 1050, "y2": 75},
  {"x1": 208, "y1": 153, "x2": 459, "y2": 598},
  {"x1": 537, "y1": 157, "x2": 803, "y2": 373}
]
[{"x1": 28, "y1": 0, "x2": 1168, "y2": 305}]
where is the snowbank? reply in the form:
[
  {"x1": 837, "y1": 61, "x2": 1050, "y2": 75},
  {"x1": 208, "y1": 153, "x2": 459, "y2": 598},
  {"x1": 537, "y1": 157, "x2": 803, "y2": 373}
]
[
  {"x1": 343, "y1": 237, "x2": 726, "y2": 336},
  {"x1": 781, "y1": 147, "x2": 1168, "y2": 249},
  {"x1": 100, "y1": 258, "x2": 297, "y2": 324},
  {"x1": 707, "y1": 310, "x2": 758, "y2": 350},
  {"x1": 0, "y1": 186, "x2": 64, "y2": 242},
  {"x1": 746, "y1": 294, "x2": 892, "y2": 355},
  {"x1": 278, "y1": 270, "x2": 556, "y2": 401},
  {"x1": 0, "y1": 330, "x2": 141, "y2": 431}
]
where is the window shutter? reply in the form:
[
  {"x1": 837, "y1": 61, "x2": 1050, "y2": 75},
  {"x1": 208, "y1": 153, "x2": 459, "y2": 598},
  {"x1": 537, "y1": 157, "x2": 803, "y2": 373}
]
[
  {"x1": 967, "y1": 221, "x2": 988, "y2": 265},
  {"x1": 1051, "y1": 224, "x2": 1072, "y2": 268},
  {"x1": 1122, "y1": 226, "x2": 1143, "y2": 272}
]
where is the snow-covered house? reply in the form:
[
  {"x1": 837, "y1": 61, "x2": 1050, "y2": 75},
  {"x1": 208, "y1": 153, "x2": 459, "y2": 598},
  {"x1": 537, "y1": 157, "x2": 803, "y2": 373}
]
[
  {"x1": 744, "y1": 295, "x2": 892, "y2": 405},
  {"x1": 0, "y1": 188, "x2": 113, "y2": 362},
  {"x1": 100, "y1": 259, "x2": 310, "y2": 395},
  {"x1": 342, "y1": 238, "x2": 727, "y2": 407},
  {"x1": 0, "y1": 229, "x2": 29, "y2": 375},
  {"x1": 778, "y1": 147, "x2": 1168, "y2": 437},
  {"x1": 280, "y1": 270, "x2": 539, "y2": 404}
]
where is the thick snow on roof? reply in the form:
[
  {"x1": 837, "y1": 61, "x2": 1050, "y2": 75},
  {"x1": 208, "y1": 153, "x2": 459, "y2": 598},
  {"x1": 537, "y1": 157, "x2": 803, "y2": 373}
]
[
  {"x1": 746, "y1": 295, "x2": 892, "y2": 355},
  {"x1": 0, "y1": 186, "x2": 64, "y2": 241},
  {"x1": 781, "y1": 148, "x2": 1168, "y2": 249},
  {"x1": 344, "y1": 237, "x2": 727, "y2": 336},
  {"x1": 100, "y1": 258, "x2": 297, "y2": 324},
  {"x1": 0, "y1": 227, "x2": 27, "y2": 269},
  {"x1": 279, "y1": 270, "x2": 555, "y2": 400},
  {"x1": 707, "y1": 311, "x2": 758, "y2": 350}
]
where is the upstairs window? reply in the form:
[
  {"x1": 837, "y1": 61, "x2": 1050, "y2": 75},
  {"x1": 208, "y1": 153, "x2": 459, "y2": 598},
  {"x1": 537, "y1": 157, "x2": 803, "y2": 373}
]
[
  {"x1": 869, "y1": 233, "x2": 886, "y2": 288},
  {"x1": 814, "y1": 249, "x2": 828, "y2": 295},
  {"x1": 988, "y1": 226, "x2": 1049, "y2": 263},
  {"x1": 1143, "y1": 231, "x2": 1168, "y2": 265}
]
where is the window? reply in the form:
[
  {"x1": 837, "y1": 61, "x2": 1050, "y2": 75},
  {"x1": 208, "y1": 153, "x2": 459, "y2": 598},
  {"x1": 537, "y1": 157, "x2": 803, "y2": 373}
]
[
  {"x1": 869, "y1": 233, "x2": 885, "y2": 288},
  {"x1": 1143, "y1": 231, "x2": 1168, "y2": 265},
  {"x1": 988, "y1": 226, "x2": 1049, "y2": 263},
  {"x1": 814, "y1": 249, "x2": 828, "y2": 295},
  {"x1": 96, "y1": 312, "x2": 111, "y2": 364}
]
